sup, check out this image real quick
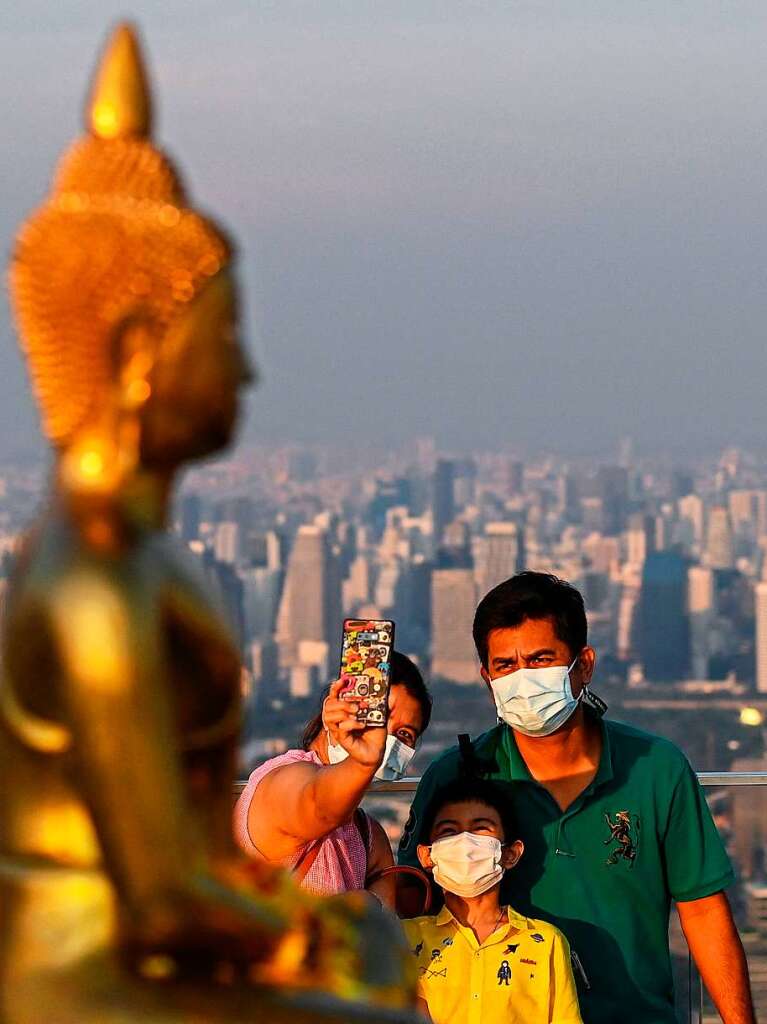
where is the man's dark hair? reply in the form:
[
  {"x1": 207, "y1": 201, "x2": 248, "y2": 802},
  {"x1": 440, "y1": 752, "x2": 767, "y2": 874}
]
[
  {"x1": 472, "y1": 570, "x2": 587, "y2": 669},
  {"x1": 422, "y1": 776, "x2": 518, "y2": 846},
  {"x1": 301, "y1": 650, "x2": 432, "y2": 750}
]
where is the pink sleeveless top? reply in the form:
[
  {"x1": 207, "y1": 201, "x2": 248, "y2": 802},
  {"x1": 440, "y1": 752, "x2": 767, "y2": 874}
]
[{"x1": 233, "y1": 748, "x2": 372, "y2": 895}]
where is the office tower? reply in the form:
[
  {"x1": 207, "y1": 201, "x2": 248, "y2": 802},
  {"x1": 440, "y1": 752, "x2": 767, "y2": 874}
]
[
  {"x1": 201, "y1": 551, "x2": 245, "y2": 642},
  {"x1": 705, "y1": 506, "x2": 734, "y2": 569},
  {"x1": 626, "y1": 513, "x2": 655, "y2": 568},
  {"x1": 670, "y1": 468, "x2": 694, "y2": 500},
  {"x1": 616, "y1": 568, "x2": 641, "y2": 661},
  {"x1": 638, "y1": 552, "x2": 689, "y2": 682},
  {"x1": 597, "y1": 465, "x2": 629, "y2": 536},
  {"x1": 505, "y1": 460, "x2": 524, "y2": 496},
  {"x1": 678, "y1": 493, "x2": 704, "y2": 546},
  {"x1": 241, "y1": 566, "x2": 283, "y2": 640},
  {"x1": 582, "y1": 571, "x2": 609, "y2": 612},
  {"x1": 393, "y1": 556, "x2": 432, "y2": 658},
  {"x1": 729, "y1": 490, "x2": 756, "y2": 532},
  {"x1": 213, "y1": 520, "x2": 241, "y2": 565},
  {"x1": 580, "y1": 497, "x2": 604, "y2": 533},
  {"x1": 374, "y1": 560, "x2": 401, "y2": 613},
  {"x1": 432, "y1": 459, "x2": 456, "y2": 547},
  {"x1": 431, "y1": 568, "x2": 477, "y2": 683},
  {"x1": 275, "y1": 524, "x2": 342, "y2": 668},
  {"x1": 555, "y1": 472, "x2": 579, "y2": 521},
  {"x1": 475, "y1": 522, "x2": 524, "y2": 597},
  {"x1": 367, "y1": 477, "x2": 411, "y2": 538},
  {"x1": 180, "y1": 492, "x2": 201, "y2": 543},
  {"x1": 342, "y1": 555, "x2": 371, "y2": 612},
  {"x1": 688, "y1": 566, "x2": 714, "y2": 678},
  {"x1": 452, "y1": 458, "x2": 477, "y2": 507},
  {"x1": 755, "y1": 581, "x2": 767, "y2": 694}
]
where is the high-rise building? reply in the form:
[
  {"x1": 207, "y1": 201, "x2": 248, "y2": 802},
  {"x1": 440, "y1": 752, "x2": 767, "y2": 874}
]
[
  {"x1": 678, "y1": 493, "x2": 705, "y2": 547},
  {"x1": 431, "y1": 568, "x2": 477, "y2": 684},
  {"x1": 597, "y1": 465, "x2": 629, "y2": 536},
  {"x1": 213, "y1": 521, "x2": 241, "y2": 565},
  {"x1": 688, "y1": 566, "x2": 714, "y2": 678},
  {"x1": 638, "y1": 552, "x2": 689, "y2": 682},
  {"x1": 475, "y1": 522, "x2": 524, "y2": 598},
  {"x1": 505, "y1": 460, "x2": 524, "y2": 495},
  {"x1": 626, "y1": 513, "x2": 655, "y2": 568},
  {"x1": 241, "y1": 566, "x2": 283, "y2": 640},
  {"x1": 275, "y1": 524, "x2": 342, "y2": 669},
  {"x1": 755, "y1": 581, "x2": 767, "y2": 694},
  {"x1": 432, "y1": 460, "x2": 456, "y2": 547},
  {"x1": 452, "y1": 458, "x2": 477, "y2": 508},
  {"x1": 705, "y1": 506, "x2": 734, "y2": 569},
  {"x1": 180, "y1": 492, "x2": 201, "y2": 543}
]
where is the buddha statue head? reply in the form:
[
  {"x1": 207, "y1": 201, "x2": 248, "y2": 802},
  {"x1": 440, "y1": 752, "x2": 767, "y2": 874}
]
[{"x1": 9, "y1": 24, "x2": 253, "y2": 491}]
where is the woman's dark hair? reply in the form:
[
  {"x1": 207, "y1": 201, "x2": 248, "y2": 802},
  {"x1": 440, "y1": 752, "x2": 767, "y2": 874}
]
[
  {"x1": 472, "y1": 570, "x2": 587, "y2": 669},
  {"x1": 422, "y1": 776, "x2": 518, "y2": 845},
  {"x1": 300, "y1": 650, "x2": 432, "y2": 751}
]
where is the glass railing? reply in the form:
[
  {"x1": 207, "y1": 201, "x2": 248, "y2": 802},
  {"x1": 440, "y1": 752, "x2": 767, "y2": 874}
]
[{"x1": 237, "y1": 770, "x2": 767, "y2": 1023}]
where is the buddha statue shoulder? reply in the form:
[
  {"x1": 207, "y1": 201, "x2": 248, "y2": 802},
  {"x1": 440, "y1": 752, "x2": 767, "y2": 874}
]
[{"x1": 0, "y1": 23, "x2": 416, "y2": 1024}]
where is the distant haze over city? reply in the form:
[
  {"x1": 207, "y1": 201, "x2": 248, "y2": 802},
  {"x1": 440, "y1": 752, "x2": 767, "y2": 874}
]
[{"x1": 4, "y1": 2, "x2": 767, "y2": 459}]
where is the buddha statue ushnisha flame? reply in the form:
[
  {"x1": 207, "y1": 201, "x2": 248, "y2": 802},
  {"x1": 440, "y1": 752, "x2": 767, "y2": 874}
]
[{"x1": 0, "y1": 23, "x2": 416, "y2": 1024}]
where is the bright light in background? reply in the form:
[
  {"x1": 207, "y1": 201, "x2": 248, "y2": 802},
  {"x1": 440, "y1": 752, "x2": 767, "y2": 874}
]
[{"x1": 739, "y1": 707, "x2": 763, "y2": 727}]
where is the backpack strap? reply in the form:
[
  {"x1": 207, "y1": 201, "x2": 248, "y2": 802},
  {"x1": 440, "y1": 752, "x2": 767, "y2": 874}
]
[
  {"x1": 293, "y1": 809, "x2": 371, "y2": 886},
  {"x1": 354, "y1": 806, "x2": 372, "y2": 854},
  {"x1": 292, "y1": 839, "x2": 322, "y2": 884}
]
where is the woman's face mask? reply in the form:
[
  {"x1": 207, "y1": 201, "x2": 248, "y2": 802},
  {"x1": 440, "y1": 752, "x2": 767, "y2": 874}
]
[
  {"x1": 428, "y1": 831, "x2": 504, "y2": 898},
  {"x1": 326, "y1": 732, "x2": 416, "y2": 781},
  {"x1": 489, "y1": 656, "x2": 584, "y2": 737}
]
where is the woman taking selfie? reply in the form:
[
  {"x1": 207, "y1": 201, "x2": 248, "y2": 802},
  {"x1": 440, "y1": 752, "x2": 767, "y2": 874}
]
[{"x1": 234, "y1": 651, "x2": 431, "y2": 906}]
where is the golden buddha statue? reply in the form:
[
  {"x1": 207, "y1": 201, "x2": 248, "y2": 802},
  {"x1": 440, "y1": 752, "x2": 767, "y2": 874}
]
[{"x1": 0, "y1": 23, "x2": 416, "y2": 1024}]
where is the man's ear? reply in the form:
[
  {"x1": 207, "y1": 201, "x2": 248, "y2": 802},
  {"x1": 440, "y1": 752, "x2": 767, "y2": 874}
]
[
  {"x1": 501, "y1": 839, "x2": 524, "y2": 870},
  {"x1": 416, "y1": 843, "x2": 434, "y2": 871},
  {"x1": 571, "y1": 646, "x2": 597, "y2": 697},
  {"x1": 480, "y1": 664, "x2": 494, "y2": 697}
]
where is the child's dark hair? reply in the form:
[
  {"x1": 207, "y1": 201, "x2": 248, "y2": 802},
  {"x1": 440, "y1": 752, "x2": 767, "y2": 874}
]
[
  {"x1": 301, "y1": 650, "x2": 432, "y2": 750},
  {"x1": 422, "y1": 776, "x2": 518, "y2": 846}
]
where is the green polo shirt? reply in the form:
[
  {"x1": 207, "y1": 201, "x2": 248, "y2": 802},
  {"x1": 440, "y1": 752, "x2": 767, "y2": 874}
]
[{"x1": 398, "y1": 717, "x2": 734, "y2": 1024}]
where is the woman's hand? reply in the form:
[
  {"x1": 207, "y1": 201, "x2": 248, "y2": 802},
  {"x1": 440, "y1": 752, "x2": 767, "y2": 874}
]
[{"x1": 322, "y1": 679, "x2": 387, "y2": 770}]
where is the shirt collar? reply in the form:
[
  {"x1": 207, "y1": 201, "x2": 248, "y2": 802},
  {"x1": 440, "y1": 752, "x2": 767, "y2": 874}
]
[
  {"x1": 498, "y1": 712, "x2": 614, "y2": 791},
  {"x1": 435, "y1": 903, "x2": 531, "y2": 937}
]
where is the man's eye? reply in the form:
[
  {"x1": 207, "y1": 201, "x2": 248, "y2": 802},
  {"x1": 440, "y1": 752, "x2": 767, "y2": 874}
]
[{"x1": 397, "y1": 730, "x2": 416, "y2": 747}]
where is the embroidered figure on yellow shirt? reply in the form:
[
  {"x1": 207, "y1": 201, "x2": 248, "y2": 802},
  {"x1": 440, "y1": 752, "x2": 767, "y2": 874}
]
[{"x1": 497, "y1": 960, "x2": 512, "y2": 986}]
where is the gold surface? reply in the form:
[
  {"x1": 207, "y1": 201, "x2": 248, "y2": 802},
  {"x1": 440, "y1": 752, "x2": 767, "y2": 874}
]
[{"x1": 1, "y1": 22, "x2": 417, "y2": 1023}]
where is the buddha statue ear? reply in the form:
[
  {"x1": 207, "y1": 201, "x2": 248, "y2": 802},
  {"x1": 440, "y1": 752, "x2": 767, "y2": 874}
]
[
  {"x1": 87, "y1": 22, "x2": 152, "y2": 140},
  {"x1": 113, "y1": 318, "x2": 155, "y2": 415}
]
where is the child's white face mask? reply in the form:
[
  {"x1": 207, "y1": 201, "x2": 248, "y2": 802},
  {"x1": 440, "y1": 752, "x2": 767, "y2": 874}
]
[{"x1": 429, "y1": 831, "x2": 504, "y2": 898}]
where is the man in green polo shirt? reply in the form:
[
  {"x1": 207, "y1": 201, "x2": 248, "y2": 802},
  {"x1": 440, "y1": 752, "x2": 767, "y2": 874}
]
[{"x1": 399, "y1": 571, "x2": 755, "y2": 1024}]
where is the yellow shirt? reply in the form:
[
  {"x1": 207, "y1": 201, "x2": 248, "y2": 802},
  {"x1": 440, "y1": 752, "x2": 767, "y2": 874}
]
[{"x1": 403, "y1": 905, "x2": 582, "y2": 1024}]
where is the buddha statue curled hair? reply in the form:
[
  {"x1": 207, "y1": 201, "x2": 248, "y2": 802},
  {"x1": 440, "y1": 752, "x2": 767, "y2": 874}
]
[{"x1": 10, "y1": 28, "x2": 230, "y2": 447}]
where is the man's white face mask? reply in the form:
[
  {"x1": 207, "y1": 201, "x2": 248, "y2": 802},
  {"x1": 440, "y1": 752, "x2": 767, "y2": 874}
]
[
  {"x1": 326, "y1": 732, "x2": 417, "y2": 781},
  {"x1": 489, "y1": 656, "x2": 586, "y2": 737}
]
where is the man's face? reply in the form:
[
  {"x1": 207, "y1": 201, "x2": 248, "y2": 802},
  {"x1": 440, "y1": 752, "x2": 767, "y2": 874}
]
[{"x1": 479, "y1": 616, "x2": 595, "y2": 700}]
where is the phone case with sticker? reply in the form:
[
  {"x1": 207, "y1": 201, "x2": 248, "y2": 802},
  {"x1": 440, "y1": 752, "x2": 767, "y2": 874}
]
[{"x1": 338, "y1": 618, "x2": 394, "y2": 727}]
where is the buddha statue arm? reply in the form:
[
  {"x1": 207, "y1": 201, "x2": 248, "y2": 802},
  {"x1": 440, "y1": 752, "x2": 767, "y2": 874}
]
[{"x1": 47, "y1": 569, "x2": 280, "y2": 953}]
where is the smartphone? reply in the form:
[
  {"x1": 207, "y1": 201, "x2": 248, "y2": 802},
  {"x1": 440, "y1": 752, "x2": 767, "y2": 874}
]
[{"x1": 339, "y1": 618, "x2": 395, "y2": 727}]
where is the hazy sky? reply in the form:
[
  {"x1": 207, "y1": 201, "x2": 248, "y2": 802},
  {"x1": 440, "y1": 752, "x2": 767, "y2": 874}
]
[{"x1": 3, "y1": 1, "x2": 767, "y2": 458}]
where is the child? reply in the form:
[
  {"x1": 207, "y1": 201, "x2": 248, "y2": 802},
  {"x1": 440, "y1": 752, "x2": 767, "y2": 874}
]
[{"x1": 404, "y1": 777, "x2": 582, "y2": 1024}]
